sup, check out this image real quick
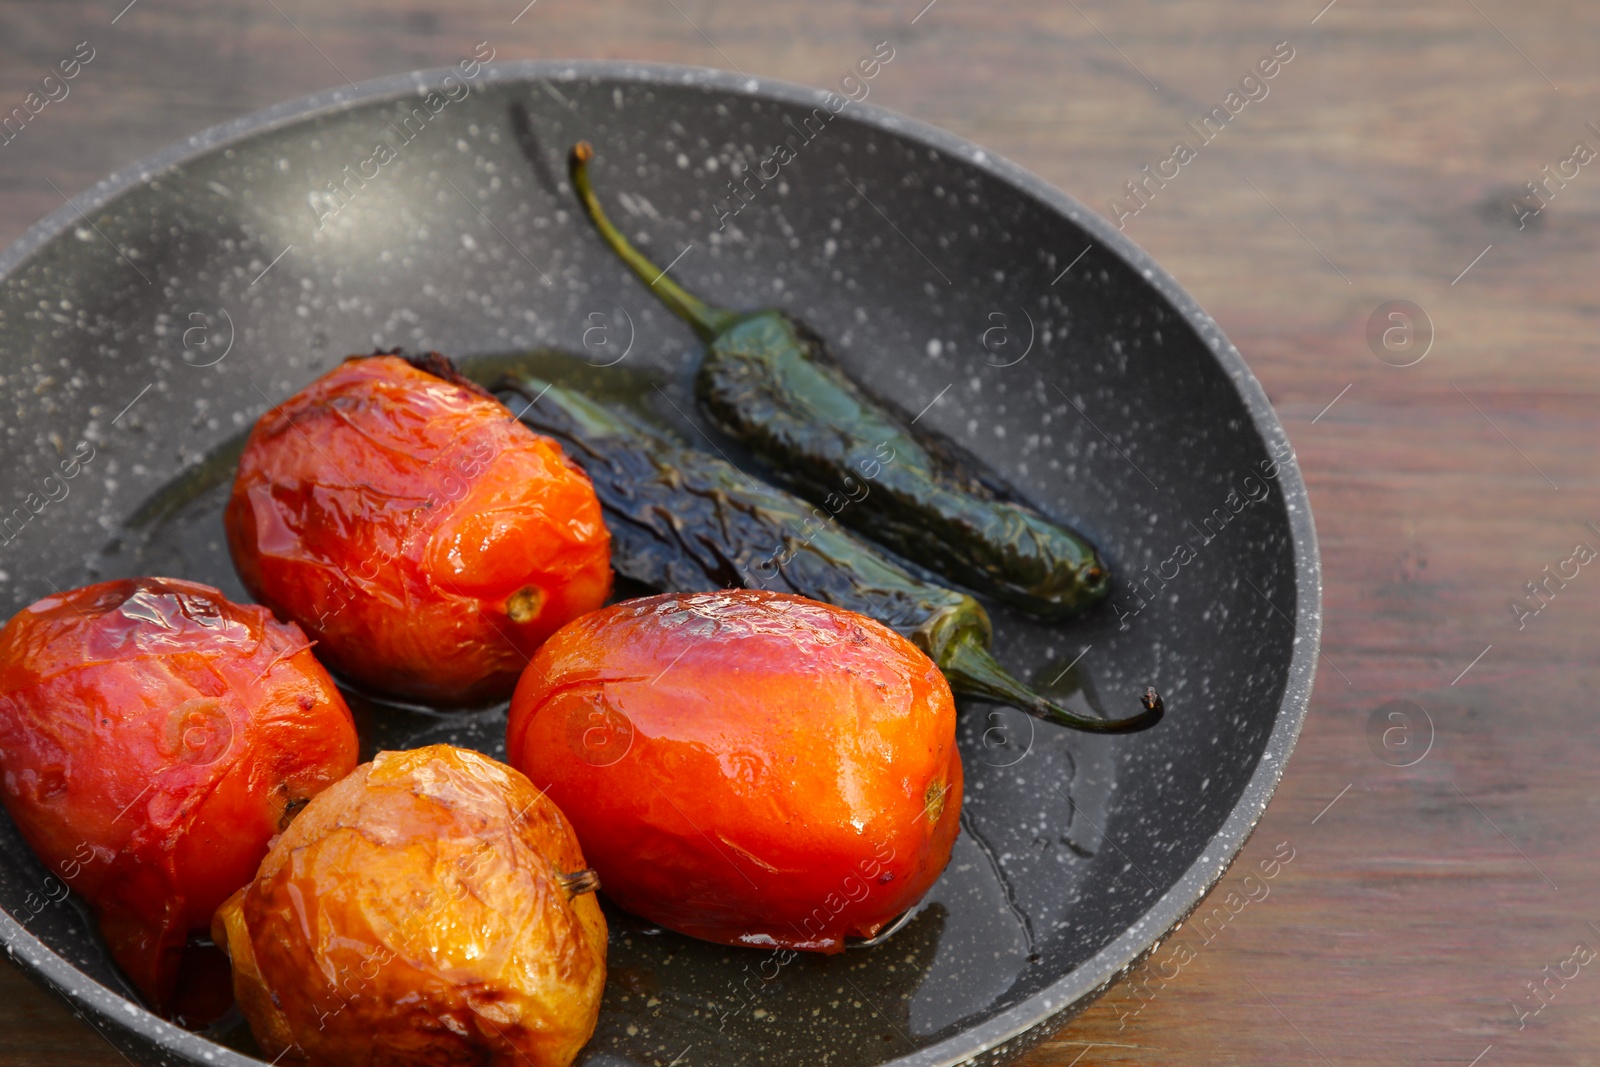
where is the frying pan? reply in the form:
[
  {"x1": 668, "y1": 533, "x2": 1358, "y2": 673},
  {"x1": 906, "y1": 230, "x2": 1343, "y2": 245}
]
[{"x1": 0, "y1": 60, "x2": 1319, "y2": 1067}]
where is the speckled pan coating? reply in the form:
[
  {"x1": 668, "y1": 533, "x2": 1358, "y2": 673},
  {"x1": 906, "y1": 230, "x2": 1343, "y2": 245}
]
[{"x1": 0, "y1": 61, "x2": 1319, "y2": 1067}]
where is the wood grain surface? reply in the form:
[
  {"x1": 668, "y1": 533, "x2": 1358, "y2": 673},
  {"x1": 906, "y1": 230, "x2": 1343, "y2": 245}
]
[{"x1": 2, "y1": 1, "x2": 1597, "y2": 1064}]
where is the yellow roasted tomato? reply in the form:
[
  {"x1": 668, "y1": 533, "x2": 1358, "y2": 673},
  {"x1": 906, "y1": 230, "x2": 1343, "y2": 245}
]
[{"x1": 213, "y1": 744, "x2": 606, "y2": 1067}]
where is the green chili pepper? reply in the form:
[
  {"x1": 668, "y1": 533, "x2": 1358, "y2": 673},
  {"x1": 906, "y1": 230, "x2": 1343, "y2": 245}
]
[
  {"x1": 567, "y1": 141, "x2": 1111, "y2": 621},
  {"x1": 485, "y1": 369, "x2": 1159, "y2": 734}
]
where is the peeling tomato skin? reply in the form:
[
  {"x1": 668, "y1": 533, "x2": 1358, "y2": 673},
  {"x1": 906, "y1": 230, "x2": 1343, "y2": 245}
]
[
  {"x1": 0, "y1": 577, "x2": 359, "y2": 1011},
  {"x1": 507, "y1": 590, "x2": 963, "y2": 953},
  {"x1": 225, "y1": 356, "x2": 612, "y2": 706}
]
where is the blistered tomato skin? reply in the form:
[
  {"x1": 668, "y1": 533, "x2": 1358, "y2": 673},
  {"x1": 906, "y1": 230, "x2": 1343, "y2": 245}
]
[
  {"x1": 507, "y1": 590, "x2": 963, "y2": 952},
  {"x1": 0, "y1": 577, "x2": 359, "y2": 1010},
  {"x1": 214, "y1": 745, "x2": 607, "y2": 1067},
  {"x1": 225, "y1": 355, "x2": 613, "y2": 705}
]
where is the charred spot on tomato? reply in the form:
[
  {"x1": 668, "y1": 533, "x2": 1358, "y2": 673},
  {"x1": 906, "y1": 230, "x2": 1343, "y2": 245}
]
[
  {"x1": 279, "y1": 795, "x2": 311, "y2": 830},
  {"x1": 401, "y1": 349, "x2": 499, "y2": 402},
  {"x1": 556, "y1": 868, "x2": 601, "y2": 899},
  {"x1": 506, "y1": 586, "x2": 544, "y2": 624}
]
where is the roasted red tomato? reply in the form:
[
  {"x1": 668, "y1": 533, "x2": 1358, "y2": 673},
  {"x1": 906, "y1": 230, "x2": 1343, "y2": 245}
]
[
  {"x1": 225, "y1": 354, "x2": 612, "y2": 705},
  {"x1": 507, "y1": 590, "x2": 963, "y2": 952},
  {"x1": 0, "y1": 577, "x2": 358, "y2": 1010},
  {"x1": 214, "y1": 744, "x2": 607, "y2": 1067}
]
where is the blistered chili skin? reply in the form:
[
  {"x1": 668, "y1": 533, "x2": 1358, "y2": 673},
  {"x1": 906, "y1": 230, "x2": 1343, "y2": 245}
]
[
  {"x1": 213, "y1": 745, "x2": 607, "y2": 1067},
  {"x1": 507, "y1": 590, "x2": 964, "y2": 953},
  {"x1": 0, "y1": 577, "x2": 359, "y2": 1010},
  {"x1": 224, "y1": 356, "x2": 612, "y2": 705}
]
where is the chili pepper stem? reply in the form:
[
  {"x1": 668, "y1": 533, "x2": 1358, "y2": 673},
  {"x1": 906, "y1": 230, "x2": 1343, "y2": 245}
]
[
  {"x1": 939, "y1": 634, "x2": 1163, "y2": 734},
  {"x1": 569, "y1": 141, "x2": 738, "y2": 342}
]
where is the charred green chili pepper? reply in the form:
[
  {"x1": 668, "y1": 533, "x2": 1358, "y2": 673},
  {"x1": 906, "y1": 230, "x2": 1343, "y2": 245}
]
[
  {"x1": 567, "y1": 141, "x2": 1110, "y2": 621},
  {"x1": 487, "y1": 370, "x2": 1160, "y2": 734}
]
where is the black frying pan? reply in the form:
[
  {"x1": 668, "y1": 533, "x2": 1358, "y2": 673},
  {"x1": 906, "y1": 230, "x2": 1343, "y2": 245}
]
[{"x1": 0, "y1": 61, "x2": 1318, "y2": 1067}]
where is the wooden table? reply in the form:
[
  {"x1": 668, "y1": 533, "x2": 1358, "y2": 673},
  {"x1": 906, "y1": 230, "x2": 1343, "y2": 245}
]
[{"x1": 3, "y1": 1, "x2": 1595, "y2": 1063}]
